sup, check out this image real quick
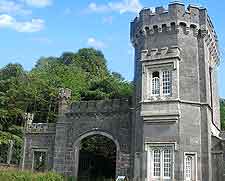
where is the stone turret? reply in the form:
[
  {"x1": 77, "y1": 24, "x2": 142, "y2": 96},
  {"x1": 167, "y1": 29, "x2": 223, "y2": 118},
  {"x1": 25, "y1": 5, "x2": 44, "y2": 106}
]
[{"x1": 130, "y1": 2, "x2": 222, "y2": 181}]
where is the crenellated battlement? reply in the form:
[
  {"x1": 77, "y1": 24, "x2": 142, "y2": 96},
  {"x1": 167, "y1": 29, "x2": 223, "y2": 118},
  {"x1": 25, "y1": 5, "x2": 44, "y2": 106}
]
[
  {"x1": 25, "y1": 123, "x2": 56, "y2": 133},
  {"x1": 131, "y1": 2, "x2": 202, "y2": 42},
  {"x1": 132, "y1": 2, "x2": 207, "y2": 25},
  {"x1": 130, "y1": 2, "x2": 220, "y2": 65},
  {"x1": 69, "y1": 98, "x2": 131, "y2": 113}
]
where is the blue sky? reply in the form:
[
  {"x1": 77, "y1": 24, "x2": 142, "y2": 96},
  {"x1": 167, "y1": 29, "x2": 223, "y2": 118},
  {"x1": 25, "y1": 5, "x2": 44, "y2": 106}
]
[{"x1": 0, "y1": 0, "x2": 224, "y2": 98}]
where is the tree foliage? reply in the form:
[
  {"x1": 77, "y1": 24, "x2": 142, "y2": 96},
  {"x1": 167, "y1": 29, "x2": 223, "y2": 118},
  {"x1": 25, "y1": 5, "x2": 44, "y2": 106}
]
[
  {"x1": 0, "y1": 130, "x2": 22, "y2": 164},
  {"x1": 80, "y1": 135, "x2": 116, "y2": 158},
  {"x1": 0, "y1": 48, "x2": 133, "y2": 131},
  {"x1": 0, "y1": 64, "x2": 28, "y2": 131}
]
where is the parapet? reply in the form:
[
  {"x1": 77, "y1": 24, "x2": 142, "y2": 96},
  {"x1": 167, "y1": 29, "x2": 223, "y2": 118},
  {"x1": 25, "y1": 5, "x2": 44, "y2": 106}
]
[
  {"x1": 130, "y1": 2, "x2": 220, "y2": 65},
  {"x1": 25, "y1": 123, "x2": 56, "y2": 133},
  {"x1": 131, "y1": 2, "x2": 200, "y2": 40},
  {"x1": 69, "y1": 99, "x2": 131, "y2": 114}
]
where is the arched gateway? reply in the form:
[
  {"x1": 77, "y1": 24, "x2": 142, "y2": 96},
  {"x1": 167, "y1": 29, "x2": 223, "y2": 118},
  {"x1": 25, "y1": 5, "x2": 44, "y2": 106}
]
[{"x1": 74, "y1": 131, "x2": 119, "y2": 180}]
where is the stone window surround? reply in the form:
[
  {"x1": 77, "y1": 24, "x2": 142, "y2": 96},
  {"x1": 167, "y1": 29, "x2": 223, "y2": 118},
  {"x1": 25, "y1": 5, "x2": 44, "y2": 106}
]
[
  {"x1": 141, "y1": 48, "x2": 180, "y2": 102},
  {"x1": 145, "y1": 142, "x2": 176, "y2": 180},
  {"x1": 183, "y1": 152, "x2": 197, "y2": 181},
  {"x1": 146, "y1": 65, "x2": 173, "y2": 99},
  {"x1": 31, "y1": 148, "x2": 48, "y2": 172}
]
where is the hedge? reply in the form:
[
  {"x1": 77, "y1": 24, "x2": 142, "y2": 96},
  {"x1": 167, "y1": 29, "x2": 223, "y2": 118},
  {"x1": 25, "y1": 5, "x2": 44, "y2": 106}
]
[{"x1": 0, "y1": 170, "x2": 64, "y2": 181}]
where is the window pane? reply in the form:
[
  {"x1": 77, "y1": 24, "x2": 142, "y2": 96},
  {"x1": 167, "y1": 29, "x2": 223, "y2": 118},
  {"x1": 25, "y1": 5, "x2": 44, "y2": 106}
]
[
  {"x1": 33, "y1": 151, "x2": 47, "y2": 172},
  {"x1": 153, "y1": 149, "x2": 161, "y2": 176},
  {"x1": 164, "y1": 149, "x2": 171, "y2": 177},
  {"x1": 163, "y1": 71, "x2": 171, "y2": 95},
  {"x1": 185, "y1": 156, "x2": 192, "y2": 180},
  {"x1": 152, "y1": 71, "x2": 160, "y2": 78},
  {"x1": 152, "y1": 77, "x2": 160, "y2": 96}
]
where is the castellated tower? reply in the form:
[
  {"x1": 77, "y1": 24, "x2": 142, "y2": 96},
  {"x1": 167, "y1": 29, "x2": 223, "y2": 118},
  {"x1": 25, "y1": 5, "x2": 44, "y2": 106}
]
[{"x1": 130, "y1": 2, "x2": 222, "y2": 181}]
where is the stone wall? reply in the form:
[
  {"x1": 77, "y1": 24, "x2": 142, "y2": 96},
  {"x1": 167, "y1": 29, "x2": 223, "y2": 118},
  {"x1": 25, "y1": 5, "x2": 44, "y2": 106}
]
[
  {"x1": 53, "y1": 98, "x2": 133, "y2": 177},
  {"x1": 22, "y1": 99, "x2": 133, "y2": 178},
  {"x1": 21, "y1": 123, "x2": 56, "y2": 171}
]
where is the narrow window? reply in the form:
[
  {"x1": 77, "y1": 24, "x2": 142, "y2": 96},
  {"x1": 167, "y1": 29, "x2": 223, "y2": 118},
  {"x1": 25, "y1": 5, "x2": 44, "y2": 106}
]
[
  {"x1": 153, "y1": 149, "x2": 161, "y2": 177},
  {"x1": 163, "y1": 70, "x2": 171, "y2": 95},
  {"x1": 185, "y1": 156, "x2": 192, "y2": 180},
  {"x1": 152, "y1": 71, "x2": 160, "y2": 96},
  {"x1": 164, "y1": 149, "x2": 172, "y2": 177},
  {"x1": 162, "y1": 24, "x2": 167, "y2": 32},
  {"x1": 184, "y1": 153, "x2": 197, "y2": 181},
  {"x1": 33, "y1": 151, "x2": 47, "y2": 172}
]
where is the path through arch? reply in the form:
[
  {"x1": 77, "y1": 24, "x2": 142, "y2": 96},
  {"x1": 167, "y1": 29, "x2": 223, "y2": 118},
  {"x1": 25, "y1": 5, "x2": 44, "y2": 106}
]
[{"x1": 77, "y1": 134, "x2": 117, "y2": 180}]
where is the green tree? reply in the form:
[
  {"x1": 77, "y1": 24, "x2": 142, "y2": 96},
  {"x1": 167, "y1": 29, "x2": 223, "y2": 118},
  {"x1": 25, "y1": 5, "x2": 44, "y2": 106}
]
[
  {"x1": 220, "y1": 99, "x2": 225, "y2": 130},
  {"x1": 0, "y1": 48, "x2": 133, "y2": 129},
  {"x1": 0, "y1": 64, "x2": 28, "y2": 131},
  {"x1": 70, "y1": 48, "x2": 109, "y2": 79}
]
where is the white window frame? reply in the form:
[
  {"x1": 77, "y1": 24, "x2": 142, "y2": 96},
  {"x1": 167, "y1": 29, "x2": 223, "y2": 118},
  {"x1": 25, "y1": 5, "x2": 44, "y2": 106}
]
[
  {"x1": 153, "y1": 149, "x2": 161, "y2": 177},
  {"x1": 162, "y1": 70, "x2": 172, "y2": 95},
  {"x1": 184, "y1": 152, "x2": 197, "y2": 181},
  {"x1": 163, "y1": 149, "x2": 172, "y2": 178},
  {"x1": 152, "y1": 77, "x2": 160, "y2": 96},
  {"x1": 145, "y1": 144, "x2": 175, "y2": 180},
  {"x1": 149, "y1": 69, "x2": 172, "y2": 98}
]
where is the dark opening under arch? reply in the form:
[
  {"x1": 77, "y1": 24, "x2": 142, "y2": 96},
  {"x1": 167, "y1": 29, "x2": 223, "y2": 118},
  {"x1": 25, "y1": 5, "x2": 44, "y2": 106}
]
[{"x1": 78, "y1": 134, "x2": 117, "y2": 180}]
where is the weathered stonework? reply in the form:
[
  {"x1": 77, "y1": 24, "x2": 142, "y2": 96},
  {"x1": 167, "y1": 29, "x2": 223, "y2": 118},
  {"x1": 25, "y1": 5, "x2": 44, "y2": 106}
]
[
  {"x1": 130, "y1": 2, "x2": 223, "y2": 181},
  {"x1": 21, "y1": 2, "x2": 224, "y2": 181},
  {"x1": 22, "y1": 99, "x2": 133, "y2": 178}
]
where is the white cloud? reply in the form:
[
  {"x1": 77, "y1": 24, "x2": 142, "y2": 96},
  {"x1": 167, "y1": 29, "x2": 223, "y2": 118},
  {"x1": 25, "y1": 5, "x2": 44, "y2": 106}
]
[
  {"x1": 88, "y1": 0, "x2": 142, "y2": 14},
  {"x1": 88, "y1": 3, "x2": 109, "y2": 13},
  {"x1": 22, "y1": 0, "x2": 52, "y2": 8},
  {"x1": 87, "y1": 37, "x2": 106, "y2": 49},
  {"x1": 0, "y1": 14, "x2": 44, "y2": 32},
  {"x1": 0, "y1": 0, "x2": 31, "y2": 15}
]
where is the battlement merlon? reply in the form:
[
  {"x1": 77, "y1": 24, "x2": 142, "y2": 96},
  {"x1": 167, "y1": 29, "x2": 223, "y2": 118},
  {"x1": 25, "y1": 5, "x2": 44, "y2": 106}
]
[
  {"x1": 68, "y1": 99, "x2": 131, "y2": 114},
  {"x1": 130, "y1": 2, "x2": 220, "y2": 65}
]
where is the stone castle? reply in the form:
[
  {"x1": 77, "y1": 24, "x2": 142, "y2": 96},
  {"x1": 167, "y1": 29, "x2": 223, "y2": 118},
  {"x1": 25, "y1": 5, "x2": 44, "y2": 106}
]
[{"x1": 21, "y1": 2, "x2": 225, "y2": 181}]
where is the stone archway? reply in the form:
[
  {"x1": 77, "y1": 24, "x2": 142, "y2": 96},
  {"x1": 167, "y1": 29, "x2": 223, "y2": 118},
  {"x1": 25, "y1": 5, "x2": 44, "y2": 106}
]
[{"x1": 73, "y1": 130, "x2": 120, "y2": 180}]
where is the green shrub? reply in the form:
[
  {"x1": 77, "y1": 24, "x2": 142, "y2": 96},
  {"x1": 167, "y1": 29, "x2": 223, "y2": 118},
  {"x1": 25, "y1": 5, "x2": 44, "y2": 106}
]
[
  {"x1": 0, "y1": 170, "x2": 64, "y2": 181},
  {"x1": 0, "y1": 131, "x2": 22, "y2": 164},
  {"x1": 65, "y1": 176, "x2": 77, "y2": 181}
]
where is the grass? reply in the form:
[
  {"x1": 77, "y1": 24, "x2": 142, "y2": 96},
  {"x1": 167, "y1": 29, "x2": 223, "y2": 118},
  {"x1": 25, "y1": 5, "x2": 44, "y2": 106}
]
[
  {"x1": 0, "y1": 169, "x2": 64, "y2": 181},
  {"x1": 0, "y1": 167, "x2": 115, "y2": 181}
]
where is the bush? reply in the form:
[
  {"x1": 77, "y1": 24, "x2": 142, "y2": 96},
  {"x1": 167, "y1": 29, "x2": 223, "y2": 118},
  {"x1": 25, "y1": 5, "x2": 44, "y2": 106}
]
[
  {"x1": 0, "y1": 170, "x2": 64, "y2": 181},
  {"x1": 0, "y1": 131, "x2": 22, "y2": 164}
]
